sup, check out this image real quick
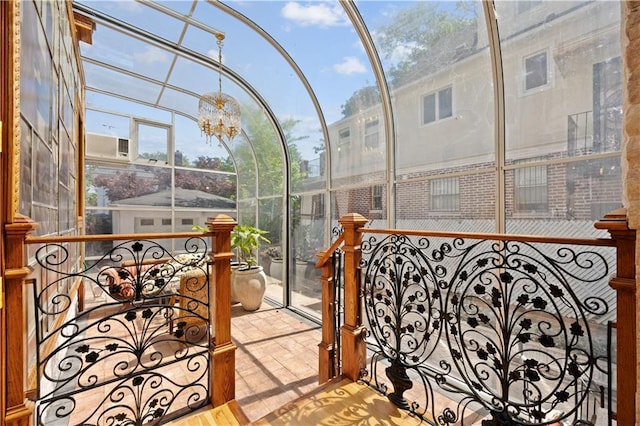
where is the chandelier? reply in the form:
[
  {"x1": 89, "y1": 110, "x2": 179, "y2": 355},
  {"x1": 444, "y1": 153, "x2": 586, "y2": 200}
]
[{"x1": 198, "y1": 33, "x2": 240, "y2": 144}]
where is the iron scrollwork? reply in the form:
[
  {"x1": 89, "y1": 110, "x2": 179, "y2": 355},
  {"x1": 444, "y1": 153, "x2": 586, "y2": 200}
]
[
  {"x1": 34, "y1": 238, "x2": 211, "y2": 425},
  {"x1": 359, "y1": 234, "x2": 612, "y2": 425}
]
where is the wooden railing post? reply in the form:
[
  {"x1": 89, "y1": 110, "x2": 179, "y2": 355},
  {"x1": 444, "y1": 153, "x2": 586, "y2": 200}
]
[
  {"x1": 318, "y1": 249, "x2": 335, "y2": 383},
  {"x1": 595, "y1": 208, "x2": 636, "y2": 425},
  {"x1": 338, "y1": 213, "x2": 369, "y2": 382},
  {"x1": 206, "y1": 214, "x2": 237, "y2": 407},
  {"x1": 4, "y1": 215, "x2": 37, "y2": 426}
]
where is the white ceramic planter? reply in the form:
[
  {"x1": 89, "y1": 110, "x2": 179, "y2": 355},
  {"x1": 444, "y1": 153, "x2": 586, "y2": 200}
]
[{"x1": 234, "y1": 266, "x2": 267, "y2": 311}]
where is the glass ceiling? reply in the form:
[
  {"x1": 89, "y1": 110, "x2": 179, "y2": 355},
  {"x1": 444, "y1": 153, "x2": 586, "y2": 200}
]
[{"x1": 75, "y1": 0, "x2": 373, "y2": 168}]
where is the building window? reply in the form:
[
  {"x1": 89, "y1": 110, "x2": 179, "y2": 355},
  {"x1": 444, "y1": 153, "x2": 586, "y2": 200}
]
[
  {"x1": 524, "y1": 51, "x2": 548, "y2": 91},
  {"x1": 430, "y1": 177, "x2": 459, "y2": 211},
  {"x1": 338, "y1": 127, "x2": 350, "y2": 157},
  {"x1": 364, "y1": 118, "x2": 379, "y2": 149},
  {"x1": 422, "y1": 86, "x2": 453, "y2": 125},
  {"x1": 371, "y1": 185, "x2": 383, "y2": 210},
  {"x1": 181, "y1": 218, "x2": 194, "y2": 226},
  {"x1": 140, "y1": 218, "x2": 154, "y2": 226},
  {"x1": 161, "y1": 218, "x2": 171, "y2": 226},
  {"x1": 515, "y1": 165, "x2": 548, "y2": 212}
]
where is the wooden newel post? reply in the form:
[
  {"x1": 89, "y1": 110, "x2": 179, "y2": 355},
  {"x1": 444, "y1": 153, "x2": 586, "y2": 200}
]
[
  {"x1": 318, "y1": 249, "x2": 335, "y2": 384},
  {"x1": 4, "y1": 215, "x2": 37, "y2": 426},
  {"x1": 595, "y1": 208, "x2": 636, "y2": 425},
  {"x1": 206, "y1": 214, "x2": 237, "y2": 407},
  {"x1": 339, "y1": 213, "x2": 369, "y2": 382}
]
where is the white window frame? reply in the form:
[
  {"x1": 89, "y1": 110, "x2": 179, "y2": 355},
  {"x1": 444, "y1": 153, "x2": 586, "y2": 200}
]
[
  {"x1": 422, "y1": 86, "x2": 453, "y2": 125},
  {"x1": 364, "y1": 118, "x2": 379, "y2": 150},
  {"x1": 338, "y1": 127, "x2": 350, "y2": 157},
  {"x1": 523, "y1": 50, "x2": 550, "y2": 92}
]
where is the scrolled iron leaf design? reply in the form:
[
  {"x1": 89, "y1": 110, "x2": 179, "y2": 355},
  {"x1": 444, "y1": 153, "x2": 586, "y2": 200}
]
[{"x1": 33, "y1": 238, "x2": 211, "y2": 424}]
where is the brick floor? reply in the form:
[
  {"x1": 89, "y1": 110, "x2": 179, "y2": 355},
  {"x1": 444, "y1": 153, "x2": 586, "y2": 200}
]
[{"x1": 230, "y1": 301, "x2": 322, "y2": 422}]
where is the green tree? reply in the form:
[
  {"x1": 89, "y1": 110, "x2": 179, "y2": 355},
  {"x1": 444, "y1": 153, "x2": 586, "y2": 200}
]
[
  {"x1": 339, "y1": 1, "x2": 477, "y2": 119},
  {"x1": 341, "y1": 85, "x2": 381, "y2": 117},
  {"x1": 376, "y1": 1, "x2": 477, "y2": 87},
  {"x1": 234, "y1": 105, "x2": 306, "y2": 200}
]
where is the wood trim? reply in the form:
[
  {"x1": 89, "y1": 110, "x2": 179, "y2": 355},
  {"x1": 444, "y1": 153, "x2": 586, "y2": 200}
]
[
  {"x1": 206, "y1": 214, "x2": 237, "y2": 407},
  {"x1": 360, "y1": 226, "x2": 616, "y2": 247},
  {"x1": 26, "y1": 230, "x2": 208, "y2": 244}
]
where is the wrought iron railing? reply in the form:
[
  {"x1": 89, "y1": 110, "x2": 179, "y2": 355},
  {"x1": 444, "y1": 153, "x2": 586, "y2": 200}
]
[
  {"x1": 29, "y1": 235, "x2": 211, "y2": 425},
  {"x1": 5, "y1": 214, "x2": 240, "y2": 426},
  {"x1": 316, "y1": 212, "x2": 635, "y2": 426},
  {"x1": 359, "y1": 233, "x2": 614, "y2": 425}
]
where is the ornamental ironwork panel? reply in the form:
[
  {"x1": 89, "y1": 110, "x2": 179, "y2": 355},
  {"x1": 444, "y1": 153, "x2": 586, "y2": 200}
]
[
  {"x1": 359, "y1": 234, "x2": 613, "y2": 426},
  {"x1": 33, "y1": 238, "x2": 211, "y2": 426}
]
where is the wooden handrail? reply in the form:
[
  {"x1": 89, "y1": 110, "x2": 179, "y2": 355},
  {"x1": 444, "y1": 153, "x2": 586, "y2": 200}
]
[
  {"x1": 315, "y1": 234, "x2": 345, "y2": 268},
  {"x1": 25, "y1": 231, "x2": 210, "y2": 244},
  {"x1": 358, "y1": 227, "x2": 615, "y2": 247}
]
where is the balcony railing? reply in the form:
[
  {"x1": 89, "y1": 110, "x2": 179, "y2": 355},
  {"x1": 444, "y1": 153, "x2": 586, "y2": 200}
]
[
  {"x1": 4, "y1": 214, "x2": 238, "y2": 426},
  {"x1": 317, "y1": 210, "x2": 635, "y2": 425}
]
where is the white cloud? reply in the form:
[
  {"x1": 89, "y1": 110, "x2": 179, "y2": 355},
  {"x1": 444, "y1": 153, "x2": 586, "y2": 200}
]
[
  {"x1": 333, "y1": 57, "x2": 366, "y2": 75},
  {"x1": 134, "y1": 47, "x2": 168, "y2": 64},
  {"x1": 281, "y1": 2, "x2": 349, "y2": 28}
]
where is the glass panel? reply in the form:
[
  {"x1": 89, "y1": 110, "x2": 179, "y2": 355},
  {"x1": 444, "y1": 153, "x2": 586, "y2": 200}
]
[
  {"x1": 357, "y1": 0, "x2": 494, "y2": 226},
  {"x1": 85, "y1": 162, "x2": 170, "y2": 208},
  {"x1": 83, "y1": 62, "x2": 162, "y2": 105},
  {"x1": 85, "y1": 110, "x2": 130, "y2": 140},
  {"x1": 259, "y1": 197, "x2": 285, "y2": 305},
  {"x1": 290, "y1": 194, "x2": 326, "y2": 315},
  {"x1": 396, "y1": 169, "x2": 496, "y2": 232},
  {"x1": 79, "y1": 25, "x2": 173, "y2": 82},
  {"x1": 84, "y1": 210, "x2": 114, "y2": 257},
  {"x1": 135, "y1": 122, "x2": 169, "y2": 162},
  {"x1": 85, "y1": 90, "x2": 172, "y2": 123},
  {"x1": 174, "y1": 115, "x2": 233, "y2": 171},
  {"x1": 174, "y1": 169, "x2": 236, "y2": 209},
  {"x1": 76, "y1": 1, "x2": 184, "y2": 43},
  {"x1": 496, "y1": 1, "x2": 622, "y2": 234},
  {"x1": 505, "y1": 157, "x2": 621, "y2": 237}
]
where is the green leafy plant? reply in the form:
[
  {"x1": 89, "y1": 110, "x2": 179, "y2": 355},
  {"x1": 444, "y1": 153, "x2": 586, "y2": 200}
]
[{"x1": 231, "y1": 225, "x2": 271, "y2": 268}]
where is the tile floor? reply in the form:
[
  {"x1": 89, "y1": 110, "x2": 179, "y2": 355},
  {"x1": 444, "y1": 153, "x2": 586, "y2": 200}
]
[{"x1": 230, "y1": 301, "x2": 322, "y2": 422}]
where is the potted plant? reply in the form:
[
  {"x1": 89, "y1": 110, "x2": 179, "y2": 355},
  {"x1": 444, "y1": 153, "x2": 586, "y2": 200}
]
[
  {"x1": 231, "y1": 225, "x2": 270, "y2": 311},
  {"x1": 263, "y1": 246, "x2": 283, "y2": 279}
]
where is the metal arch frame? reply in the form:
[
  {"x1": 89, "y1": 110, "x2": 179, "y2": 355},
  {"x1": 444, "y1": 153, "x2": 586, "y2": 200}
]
[
  {"x1": 209, "y1": 0, "x2": 337, "y2": 307},
  {"x1": 482, "y1": 1, "x2": 506, "y2": 234},
  {"x1": 340, "y1": 1, "x2": 396, "y2": 228}
]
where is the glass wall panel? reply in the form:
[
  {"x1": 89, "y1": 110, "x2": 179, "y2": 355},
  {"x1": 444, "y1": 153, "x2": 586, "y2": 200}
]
[
  {"x1": 290, "y1": 193, "x2": 326, "y2": 315},
  {"x1": 232, "y1": 134, "x2": 257, "y2": 200},
  {"x1": 174, "y1": 169, "x2": 236, "y2": 209},
  {"x1": 173, "y1": 115, "x2": 233, "y2": 171},
  {"x1": 396, "y1": 170, "x2": 496, "y2": 232},
  {"x1": 259, "y1": 197, "x2": 285, "y2": 305},
  {"x1": 85, "y1": 110, "x2": 130, "y2": 139},
  {"x1": 496, "y1": 1, "x2": 622, "y2": 234},
  {"x1": 358, "y1": 1, "x2": 495, "y2": 230},
  {"x1": 85, "y1": 91, "x2": 172, "y2": 124}
]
